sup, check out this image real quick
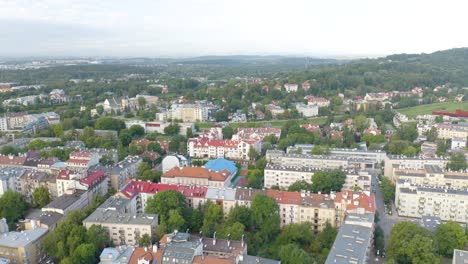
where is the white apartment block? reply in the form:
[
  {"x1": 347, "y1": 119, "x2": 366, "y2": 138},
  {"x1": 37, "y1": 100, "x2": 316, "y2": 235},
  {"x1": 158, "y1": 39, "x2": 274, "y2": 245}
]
[
  {"x1": 264, "y1": 164, "x2": 319, "y2": 189},
  {"x1": 384, "y1": 155, "x2": 450, "y2": 181},
  {"x1": 187, "y1": 138, "x2": 260, "y2": 161},
  {"x1": 452, "y1": 137, "x2": 467, "y2": 150},
  {"x1": 396, "y1": 180, "x2": 468, "y2": 223},
  {"x1": 295, "y1": 103, "x2": 319, "y2": 117},
  {"x1": 436, "y1": 123, "x2": 468, "y2": 140},
  {"x1": 266, "y1": 150, "x2": 375, "y2": 170},
  {"x1": 393, "y1": 165, "x2": 468, "y2": 189},
  {"x1": 342, "y1": 170, "x2": 372, "y2": 192}
]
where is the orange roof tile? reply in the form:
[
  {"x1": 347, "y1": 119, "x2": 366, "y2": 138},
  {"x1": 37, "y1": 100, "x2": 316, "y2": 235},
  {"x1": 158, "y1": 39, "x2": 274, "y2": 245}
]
[{"x1": 163, "y1": 167, "x2": 228, "y2": 182}]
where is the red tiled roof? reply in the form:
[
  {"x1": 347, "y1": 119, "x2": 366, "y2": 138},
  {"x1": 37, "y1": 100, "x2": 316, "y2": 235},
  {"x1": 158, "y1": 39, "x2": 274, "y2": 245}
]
[
  {"x1": 266, "y1": 189, "x2": 301, "y2": 205},
  {"x1": 118, "y1": 180, "x2": 207, "y2": 199},
  {"x1": 163, "y1": 167, "x2": 228, "y2": 182},
  {"x1": 0, "y1": 155, "x2": 26, "y2": 166},
  {"x1": 66, "y1": 159, "x2": 90, "y2": 165},
  {"x1": 334, "y1": 191, "x2": 375, "y2": 213},
  {"x1": 70, "y1": 151, "x2": 91, "y2": 158},
  {"x1": 57, "y1": 170, "x2": 73, "y2": 180},
  {"x1": 80, "y1": 170, "x2": 106, "y2": 187}
]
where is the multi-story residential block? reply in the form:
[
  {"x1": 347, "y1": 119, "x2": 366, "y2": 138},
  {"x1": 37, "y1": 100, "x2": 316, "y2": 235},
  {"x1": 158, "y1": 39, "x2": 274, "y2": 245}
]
[
  {"x1": 0, "y1": 227, "x2": 48, "y2": 264},
  {"x1": 83, "y1": 197, "x2": 158, "y2": 246},
  {"x1": 65, "y1": 151, "x2": 99, "y2": 172},
  {"x1": 16, "y1": 169, "x2": 55, "y2": 202},
  {"x1": 435, "y1": 123, "x2": 468, "y2": 140},
  {"x1": 295, "y1": 103, "x2": 319, "y2": 117},
  {"x1": 297, "y1": 191, "x2": 339, "y2": 231},
  {"x1": 266, "y1": 150, "x2": 376, "y2": 170},
  {"x1": 393, "y1": 165, "x2": 468, "y2": 189},
  {"x1": 187, "y1": 137, "x2": 260, "y2": 161},
  {"x1": 265, "y1": 104, "x2": 285, "y2": 117},
  {"x1": 264, "y1": 164, "x2": 320, "y2": 189},
  {"x1": 0, "y1": 167, "x2": 25, "y2": 196},
  {"x1": 110, "y1": 156, "x2": 142, "y2": 191},
  {"x1": 342, "y1": 170, "x2": 372, "y2": 192},
  {"x1": 325, "y1": 213, "x2": 375, "y2": 264},
  {"x1": 162, "y1": 166, "x2": 234, "y2": 188},
  {"x1": 232, "y1": 127, "x2": 282, "y2": 141},
  {"x1": 384, "y1": 155, "x2": 450, "y2": 180},
  {"x1": 453, "y1": 249, "x2": 468, "y2": 264},
  {"x1": 304, "y1": 95, "x2": 330, "y2": 107},
  {"x1": 452, "y1": 136, "x2": 467, "y2": 150},
  {"x1": 49, "y1": 89, "x2": 69, "y2": 103},
  {"x1": 396, "y1": 180, "x2": 468, "y2": 222},
  {"x1": 170, "y1": 102, "x2": 216, "y2": 122}
]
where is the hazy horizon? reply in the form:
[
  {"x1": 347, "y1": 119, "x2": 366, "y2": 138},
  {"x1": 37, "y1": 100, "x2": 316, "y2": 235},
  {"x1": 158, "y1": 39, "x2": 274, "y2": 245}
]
[{"x1": 1, "y1": 0, "x2": 467, "y2": 57}]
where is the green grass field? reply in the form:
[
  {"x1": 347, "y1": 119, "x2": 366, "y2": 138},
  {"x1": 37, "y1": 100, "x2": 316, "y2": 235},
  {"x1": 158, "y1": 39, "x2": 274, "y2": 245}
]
[
  {"x1": 397, "y1": 101, "x2": 467, "y2": 118},
  {"x1": 196, "y1": 116, "x2": 327, "y2": 129}
]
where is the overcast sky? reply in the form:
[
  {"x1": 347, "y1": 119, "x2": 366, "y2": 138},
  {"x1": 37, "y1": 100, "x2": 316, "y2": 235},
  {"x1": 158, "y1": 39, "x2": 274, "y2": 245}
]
[{"x1": 0, "y1": 0, "x2": 467, "y2": 58}]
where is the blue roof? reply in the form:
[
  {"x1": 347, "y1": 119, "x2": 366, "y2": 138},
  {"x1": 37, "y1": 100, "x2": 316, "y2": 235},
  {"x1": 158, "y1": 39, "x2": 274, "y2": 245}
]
[{"x1": 204, "y1": 158, "x2": 237, "y2": 175}]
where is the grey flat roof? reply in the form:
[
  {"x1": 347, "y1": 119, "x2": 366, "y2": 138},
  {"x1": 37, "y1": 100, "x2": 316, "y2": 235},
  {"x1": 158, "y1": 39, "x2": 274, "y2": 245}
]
[
  {"x1": 326, "y1": 218, "x2": 373, "y2": 264},
  {"x1": 43, "y1": 190, "x2": 86, "y2": 210},
  {"x1": 453, "y1": 249, "x2": 468, "y2": 264},
  {"x1": 23, "y1": 209, "x2": 63, "y2": 227},
  {"x1": 205, "y1": 187, "x2": 236, "y2": 201},
  {"x1": 84, "y1": 208, "x2": 158, "y2": 226},
  {"x1": 0, "y1": 228, "x2": 48, "y2": 248}
]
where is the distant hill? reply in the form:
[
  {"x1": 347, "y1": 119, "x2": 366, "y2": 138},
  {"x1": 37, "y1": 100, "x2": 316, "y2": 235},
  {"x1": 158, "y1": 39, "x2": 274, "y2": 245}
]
[{"x1": 171, "y1": 55, "x2": 343, "y2": 66}]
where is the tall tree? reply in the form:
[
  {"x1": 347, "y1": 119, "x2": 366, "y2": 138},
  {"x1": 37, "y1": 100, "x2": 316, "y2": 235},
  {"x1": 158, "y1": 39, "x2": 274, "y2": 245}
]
[
  {"x1": 32, "y1": 186, "x2": 51, "y2": 208},
  {"x1": 0, "y1": 190, "x2": 28, "y2": 227},
  {"x1": 387, "y1": 222, "x2": 435, "y2": 264},
  {"x1": 435, "y1": 221, "x2": 467, "y2": 257},
  {"x1": 145, "y1": 190, "x2": 187, "y2": 224},
  {"x1": 448, "y1": 152, "x2": 467, "y2": 171}
]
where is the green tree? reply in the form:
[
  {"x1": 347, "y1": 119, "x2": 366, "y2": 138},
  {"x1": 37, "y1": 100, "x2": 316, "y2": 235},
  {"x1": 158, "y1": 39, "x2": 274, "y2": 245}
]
[
  {"x1": 248, "y1": 146, "x2": 259, "y2": 160},
  {"x1": 129, "y1": 125, "x2": 145, "y2": 138},
  {"x1": 164, "y1": 123, "x2": 180, "y2": 135},
  {"x1": 251, "y1": 194, "x2": 280, "y2": 244},
  {"x1": 380, "y1": 177, "x2": 395, "y2": 204},
  {"x1": 95, "y1": 117, "x2": 125, "y2": 131},
  {"x1": 118, "y1": 130, "x2": 133, "y2": 147},
  {"x1": 145, "y1": 190, "x2": 187, "y2": 224},
  {"x1": 388, "y1": 140, "x2": 409, "y2": 154},
  {"x1": 222, "y1": 126, "x2": 235, "y2": 139},
  {"x1": 387, "y1": 222, "x2": 435, "y2": 264},
  {"x1": 448, "y1": 152, "x2": 467, "y2": 171},
  {"x1": 425, "y1": 127, "x2": 438, "y2": 142},
  {"x1": 147, "y1": 142, "x2": 164, "y2": 154},
  {"x1": 0, "y1": 190, "x2": 28, "y2": 228},
  {"x1": 288, "y1": 180, "x2": 313, "y2": 192},
  {"x1": 28, "y1": 139, "x2": 48, "y2": 150},
  {"x1": 139, "y1": 234, "x2": 152, "y2": 247},
  {"x1": 99, "y1": 154, "x2": 115, "y2": 166},
  {"x1": 201, "y1": 202, "x2": 223, "y2": 237},
  {"x1": 167, "y1": 209, "x2": 186, "y2": 232},
  {"x1": 218, "y1": 221, "x2": 245, "y2": 240},
  {"x1": 402, "y1": 146, "x2": 417, "y2": 157},
  {"x1": 311, "y1": 169, "x2": 346, "y2": 193},
  {"x1": 86, "y1": 225, "x2": 110, "y2": 253},
  {"x1": 279, "y1": 243, "x2": 311, "y2": 264},
  {"x1": 246, "y1": 169, "x2": 263, "y2": 189},
  {"x1": 128, "y1": 144, "x2": 144, "y2": 155},
  {"x1": 32, "y1": 186, "x2": 51, "y2": 208},
  {"x1": 226, "y1": 206, "x2": 253, "y2": 230},
  {"x1": 71, "y1": 243, "x2": 96, "y2": 264},
  {"x1": 52, "y1": 124, "x2": 64, "y2": 137},
  {"x1": 435, "y1": 221, "x2": 467, "y2": 257},
  {"x1": 353, "y1": 115, "x2": 369, "y2": 132}
]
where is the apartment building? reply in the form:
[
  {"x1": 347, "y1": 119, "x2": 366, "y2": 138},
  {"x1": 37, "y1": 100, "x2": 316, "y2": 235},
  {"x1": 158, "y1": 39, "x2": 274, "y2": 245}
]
[
  {"x1": 110, "y1": 156, "x2": 142, "y2": 190},
  {"x1": 0, "y1": 167, "x2": 25, "y2": 196},
  {"x1": 65, "y1": 151, "x2": 99, "y2": 172},
  {"x1": 298, "y1": 191, "x2": 339, "y2": 231},
  {"x1": 342, "y1": 170, "x2": 372, "y2": 192},
  {"x1": 232, "y1": 127, "x2": 282, "y2": 141},
  {"x1": 205, "y1": 187, "x2": 237, "y2": 214},
  {"x1": 264, "y1": 164, "x2": 321, "y2": 189},
  {"x1": 42, "y1": 190, "x2": 89, "y2": 216},
  {"x1": 162, "y1": 166, "x2": 234, "y2": 188},
  {"x1": 266, "y1": 150, "x2": 375, "y2": 170},
  {"x1": 295, "y1": 103, "x2": 319, "y2": 117},
  {"x1": 0, "y1": 227, "x2": 48, "y2": 264},
  {"x1": 170, "y1": 102, "x2": 216, "y2": 122},
  {"x1": 396, "y1": 180, "x2": 468, "y2": 222},
  {"x1": 435, "y1": 123, "x2": 468, "y2": 140},
  {"x1": 325, "y1": 213, "x2": 375, "y2": 264},
  {"x1": 161, "y1": 154, "x2": 189, "y2": 173},
  {"x1": 83, "y1": 197, "x2": 158, "y2": 246},
  {"x1": 384, "y1": 155, "x2": 450, "y2": 180},
  {"x1": 393, "y1": 165, "x2": 468, "y2": 189},
  {"x1": 187, "y1": 137, "x2": 260, "y2": 161}
]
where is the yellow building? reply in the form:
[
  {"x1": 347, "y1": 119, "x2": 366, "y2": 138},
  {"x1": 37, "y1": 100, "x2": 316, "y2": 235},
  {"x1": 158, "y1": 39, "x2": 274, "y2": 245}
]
[{"x1": 0, "y1": 228, "x2": 48, "y2": 264}]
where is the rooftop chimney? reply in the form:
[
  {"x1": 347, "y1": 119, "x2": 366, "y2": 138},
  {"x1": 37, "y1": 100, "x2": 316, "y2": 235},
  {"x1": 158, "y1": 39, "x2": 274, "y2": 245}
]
[{"x1": 152, "y1": 244, "x2": 157, "y2": 253}]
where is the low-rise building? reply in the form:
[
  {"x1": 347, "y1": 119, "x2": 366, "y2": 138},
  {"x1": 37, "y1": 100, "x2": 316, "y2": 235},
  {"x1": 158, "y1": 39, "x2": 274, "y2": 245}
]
[
  {"x1": 42, "y1": 190, "x2": 89, "y2": 215},
  {"x1": 232, "y1": 127, "x2": 281, "y2": 141},
  {"x1": 453, "y1": 249, "x2": 468, "y2": 264},
  {"x1": 187, "y1": 137, "x2": 260, "y2": 161},
  {"x1": 161, "y1": 155, "x2": 188, "y2": 173},
  {"x1": 452, "y1": 137, "x2": 467, "y2": 150},
  {"x1": 393, "y1": 165, "x2": 468, "y2": 189},
  {"x1": 436, "y1": 123, "x2": 468, "y2": 140}
]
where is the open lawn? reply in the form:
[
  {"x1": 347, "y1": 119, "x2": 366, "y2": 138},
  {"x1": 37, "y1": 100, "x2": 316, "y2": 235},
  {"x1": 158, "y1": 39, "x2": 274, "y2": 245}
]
[
  {"x1": 196, "y1": 116, "x2": 327, "y2": 129},
  {"x1": 397, "y1": 102, "x2": 467, "y2": 118}
]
